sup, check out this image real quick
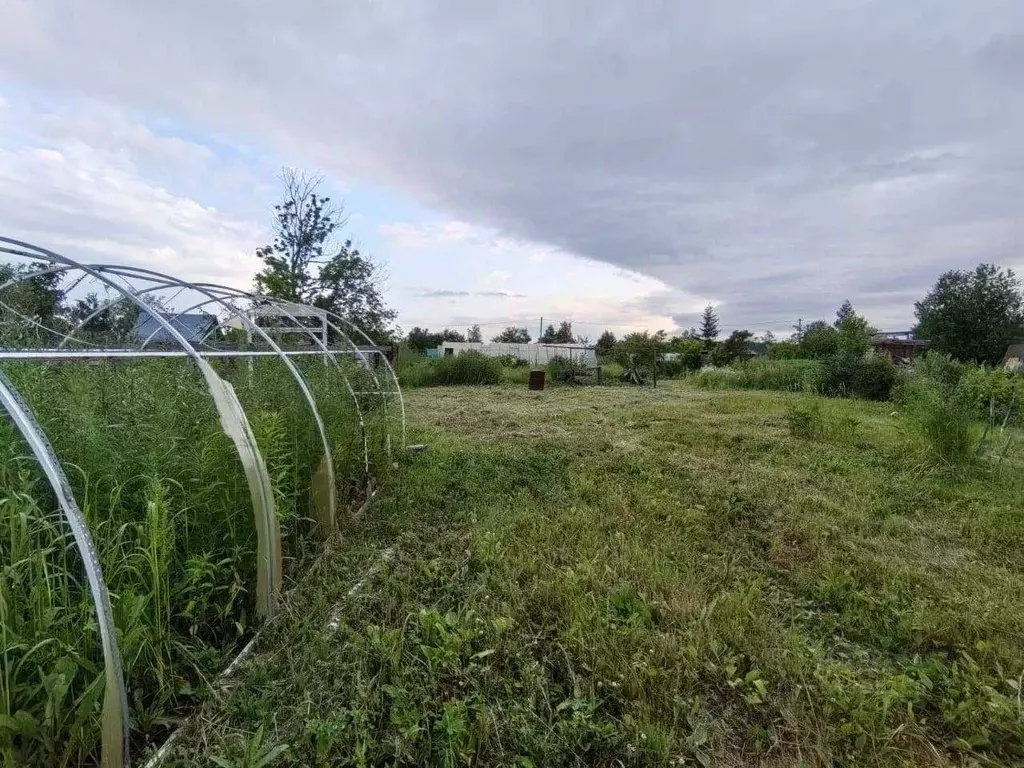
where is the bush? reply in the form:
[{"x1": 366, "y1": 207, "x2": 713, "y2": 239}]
[
  {"x1": 818, "y1": 354, "x2": 899, "y2": 401},
  {"x1": 786, "y1": 400, "x2": 825, "y2": 439},
  {"x1": 547, "y1": 355, "x2": 591, "y2": 384},
  {"x1": 495, "y1": 354, "x2": 528, "y2": 368},
  {"x1": 914, "y1": 352, "x2": 968, "y2": 394},
  {"x1": 903, "y1": 377, "x2": 979, "y2": 467},
  {"x1": 958, "y1": 366, "x2": 1024, "y2": 424},
  {"x1": 398, "y1": 351, "x2": 504, "y2": 387},
  {"x1": 694, "y1": 359, "x2": 822, "y2": 392}
]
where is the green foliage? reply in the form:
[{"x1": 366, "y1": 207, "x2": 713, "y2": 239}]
[
  {"x1": 694, "y1": 359, "x2": 821, "y2": 392},
  {"x1": 546, "y1": 355, "x2": 591, "y2": 384},
  {"x1": 903, "y1": 375, "x2": 979, "y2": 467},
  {"x1": 494, "y1": 354, "x2": 527, "y2": 368},
  {"x1": 491, "y1": 326, "x2": 531, "y2": 344},
  {"x1": 662, "y1": 338, "x2": 702, "y2": 376},
  {"x1": 818, "y1": 354, "x2": 899, "y2": 400},
  {"x1": 835, "y1": 303, "x2": 874, "y2": 356},
  {"x1": 612, "y1": 331, "x2": 666, "y2": 369},
  {"x1": 767, "y1": 339, "x2": 800, "y2": 360},
  {"x1": 467, "y1": 324, "x2": 482, "y2": 343},
  {"x1": 399, "y1": 351, "x2": 504, "y2": 387},
  {"x1": 253, "y1": 168, "x2": 396, "y2": 341},
  {"x1": 594, "y1": 330, "x2": 616, "y2": 358},
  {"x1": 785, "y1": 399, "x2": 825, "y2": 439},
  {"x1": 958, "y1": 365, "x2": 1024, "y2": 424},
  {"x1": 698, "y1": 304, "x2": 719, "y2": 345},
  {"x1": 799, "y1": 320, "x2": 840, "y2": 359},
  {"x1": 405, "y1": 327, "x2": 465, "y2": 353},
  {"x1": 913, "y1": 351, "x2": 969, "y2": 394},
  {"x1": 709, "y1": 329, "x2": 752, "y2": 367},
  {"x1": 0, "y1": 357, "x2": 388, "y2": 765},
  {"x1": 914, "y1": 263, "x2": 1024, "y2": 364}
]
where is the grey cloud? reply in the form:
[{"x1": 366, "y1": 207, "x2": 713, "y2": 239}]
[{"x1": 3, "y1": 1, "x2": 1024, "y2": 329}]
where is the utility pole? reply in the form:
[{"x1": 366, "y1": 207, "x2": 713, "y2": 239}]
[{"x1": 538, "y1": 317, "x2": 543, "y2": 344}]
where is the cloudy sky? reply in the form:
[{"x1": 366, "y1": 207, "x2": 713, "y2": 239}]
[{"x1": 1, "y1": 1, "x2": 1022, "y2": 339}]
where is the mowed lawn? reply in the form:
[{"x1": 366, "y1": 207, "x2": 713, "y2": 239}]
[{"x1": 170, "y1": 383, "x2": 1024, "y2": 767}]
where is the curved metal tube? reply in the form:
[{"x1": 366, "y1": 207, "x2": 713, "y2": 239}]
[
  {"x1": 0, "y1": 370, "x2": 129, "y2": 768},
  {"x1": 126, "y1": 286, "x2": 339, "y2": 531},
  {"x1": 0, "y1": 236, "x2": 276, "y2": 767}
]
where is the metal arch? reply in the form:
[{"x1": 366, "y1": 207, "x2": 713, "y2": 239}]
[
  {"x1": 0, "y1": 236, "x2": 273, "y2": 768},
  {"x1": 0, "y1": 242, "x2": 281, "y2": 621},
  {"x1": 119, "y1": 285, "x2": 340, "y2": 532},
  {"x1": 0, "y1": 370, "x2": 129, "y2": 768},
  {"x1": 86, "y1": 266, "x2": 373, "y2": 508},
  {"x1": 186, "y1": 284, "x2": 376, "y2": 475},
  {"x1": 315, "y1": 307, "x2": 406, "y2": 450}
]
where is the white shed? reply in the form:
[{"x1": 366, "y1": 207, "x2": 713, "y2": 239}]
[{"x1": 437, "y1": 342, "x2": 597, "y2": 366}]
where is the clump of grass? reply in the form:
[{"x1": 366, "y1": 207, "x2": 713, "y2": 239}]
[
  {"x1": 903, "y1": 376, "x2": 979, "y2": 467},
  {"x1": 695, "y1": 359, "x2": 821, "y2": 392},
  {"x1": 785, "y1": 399, "x2": 825, "y2": 439},
  {"x1": 398, "y1": 351, "x2": 504, "y2": 387}
]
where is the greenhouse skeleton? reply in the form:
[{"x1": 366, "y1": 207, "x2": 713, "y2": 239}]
[{"x1": 0, "y1": 236, "x2": 406, "y2": 768}]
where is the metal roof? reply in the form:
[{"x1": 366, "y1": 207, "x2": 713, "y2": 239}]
[{"x1": 135, "y1": 312, "x2": 217, "y2": 343}]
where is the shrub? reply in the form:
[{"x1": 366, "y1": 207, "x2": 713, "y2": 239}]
[
  {"x1": 547, "y1": 355, "x2": 591, "y2": 384},
  {"x1": 819, "y1": 354, "x2": 899, "y2": 401},
  {"x1": 398, "y1": 351, "x2": 504, "y2": 387},
  {"x1": 432, "y1": 351, "x2": 504, "y2": 385},
  {"x1": 694, "y1": 359, "x2": 822, "y2": 392},
  {"x1": 914, "y1": 352, "x2": 968, "y2": 394},
  {"x1": 958, "y1": 366, "x2": 1023, "y2": 424},
  {"x1": 786, "y1": 400, "x2": 825, "y2": 439},
  {"x1": 495, "y1": 354, "x2": 528, "y2": 368},
  {"x1": 903, "y1": 377, "x2": 979, "y2": 467}
]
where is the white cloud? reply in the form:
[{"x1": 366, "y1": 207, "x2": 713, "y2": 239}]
[{"x1": 0, "y1": 99, "x2": 264, "y2": 286}]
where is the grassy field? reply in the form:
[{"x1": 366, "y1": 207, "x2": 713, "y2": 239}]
[{"x1": 166, "y1": 382, "x2": 1024, "y2": 767}]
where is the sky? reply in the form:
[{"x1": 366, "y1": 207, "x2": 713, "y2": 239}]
[{"x1": 1, "y1": 0, "x2": 1022, "y2": 339}]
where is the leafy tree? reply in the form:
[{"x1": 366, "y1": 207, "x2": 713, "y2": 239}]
[
  {"x1": 760, "y1": 330, "x2": 776, "y2": 345},
  {"x1": 914, "y1": 263, "x2": 1024, "y2": 364},
  {"x1": 467, "y1": 324, "x2": 482, "y2": 343},
  {"x1": 405, "y1": 326, "x2": 465, "y2": 352},
  {"x1": 835, "y1": 302, "x2": 873, "y2": 356},
  {"x1": 539, "y1": 324, "x2": 557, "y2": 343},
  {"x1": 710, "y1": 329, "x2": 753, "y2": 366},
  {"x1": 254, "y1": 168, "x2": 396, "y2": 341},
  {"x1": 699, "y1": 304, "x2": 720, "y2": 346},
  {"x1": 595, "y1": 330, "x2": 617, "y2": 357},
  {"x1": 553, "y1": 321, "x2": 575, "y2": 344},
  {"x1": 405, "y1": 326, "x2": 437, "y2": 353},
  {"x1": 0, "y1": 263, "x2": 66, "y2": 324},
  {"x1": 768, "y1": 339, "x2": 801, "y2": 360},
  {"x1": 492, "y1": 326, "x2": 531, "y2": 343},
  {"x1": 613, "y1": 330, "x2": 667, "y2": 368},
  {"x1": 799, "y1": 320, "x2": 840, "y2": 359},
  {"x1": 835, "y1": 299, "x2": 855, "y2": 328},
  {"x1": 668, "y1": 337, "x2": 703, "y2": 370}
]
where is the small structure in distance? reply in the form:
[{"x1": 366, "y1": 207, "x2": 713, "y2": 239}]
[
  {"x1": 871, "y1": 331, "x2": 929, "y2": 365},
  {"x1": 437, "y1": 341, "x2": 597, "y2": 367}
]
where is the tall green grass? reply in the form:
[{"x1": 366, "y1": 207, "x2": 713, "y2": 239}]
[
  {"x1": 0, "y1": 356, "x2": 389, "y2": 765},
  {"x1": 694, "y1": 358, "x2": 822, "y2": 392},
  {"x1": 398, "y1": 351, "x2": 504, "y2": 387}
]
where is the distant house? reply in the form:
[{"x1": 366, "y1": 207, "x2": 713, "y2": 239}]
[
  {"x1": 136, "y1": 313, "x2": 217, "y2": 345},
  {"x1": 871, "y1": 331, "x2": 929, "y2": 364},
  {"x1": 1003, "y1": 341, "x2": 1024, "y2": 370},
  {"x1": 437, "y1": 341, "x2": 597, "y2": 367}
]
